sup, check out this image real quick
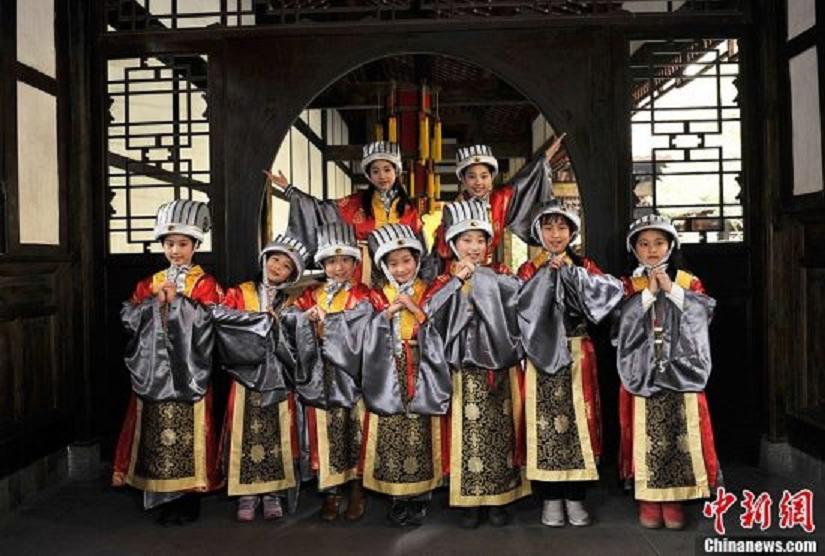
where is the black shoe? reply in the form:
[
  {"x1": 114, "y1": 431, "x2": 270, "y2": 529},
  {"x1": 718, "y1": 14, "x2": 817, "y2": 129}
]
[
  {"x1": 405, "y1": 501, "x2": 427, "y2": 527},
  {"x1": 179, "y1": 494, "x2": 201, "y2": 523},
  {"x1": 387, "y1": 500, "x2": 409, "y2": 527},
  {"x1": 488, "y1": 506, "x2": 510, "y2": 527},
  {"x1": 460, "y1": 507, "x2": 483, "y2": 529}
]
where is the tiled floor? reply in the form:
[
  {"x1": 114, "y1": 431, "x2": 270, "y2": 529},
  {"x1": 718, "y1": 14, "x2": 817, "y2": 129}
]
[{"x1": 1, "y1": 464, "x2": 821, "y2": 555}]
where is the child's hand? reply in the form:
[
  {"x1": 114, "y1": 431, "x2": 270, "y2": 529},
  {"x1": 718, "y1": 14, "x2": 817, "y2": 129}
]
[
  {"x1": 651, "y1": 267, "x2": 672, "y2": 293},
  {"x1": 647, "y1": 271, "x2": 660, "y2": 294},
  {"x1": 397, "y1": 294, "x2": 417, "y2": 312},
  {"x1": 549, "y1": 254, "x2": 570, "y2": 270},
  {"x1": 455, "y1": 259, "x2": 476, "y2": 281},
  {"x1": 545, "y1": 132, "x2": 567, "y2": 160},
  {"x1": 385, "y1": 301, "x2": 404, "y2": 318},
  {"x1": 305, "y1": 306, "x2": 325, "y2": 322},
  {"x1": 159, "y1": 280, "x2": 177, "y2": 303},
  {"x1": 263, "y1": 169, "x2": 289, "y2": 189}
]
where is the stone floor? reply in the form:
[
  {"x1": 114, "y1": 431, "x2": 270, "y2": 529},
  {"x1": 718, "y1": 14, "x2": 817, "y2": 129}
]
[{"x1": 1, "y1": 463, "x2": 821, "y2": 555}]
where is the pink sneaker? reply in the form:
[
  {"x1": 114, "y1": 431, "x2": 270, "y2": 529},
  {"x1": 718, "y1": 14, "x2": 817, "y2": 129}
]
[
  {"x1": 237, "y1": 496, "x2": 260, "y2": 522},
  {"x1": 263, "y1": 495, "x2": 284, "y2": 520}
]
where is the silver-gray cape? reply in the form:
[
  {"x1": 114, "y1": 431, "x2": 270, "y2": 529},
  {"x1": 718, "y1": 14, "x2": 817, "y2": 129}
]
[
  {"x1": 616, "y1": 289, "x2": 715, "y2": 397},
  {"x1": 121, "y1": 296, "x2": 213, "y2": 403},
  {"x1": 518, "y1": 264, "x2": 624, "y2": 374}
]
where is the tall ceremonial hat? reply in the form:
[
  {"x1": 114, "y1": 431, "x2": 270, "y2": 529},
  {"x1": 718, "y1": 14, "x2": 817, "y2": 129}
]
[
  {"x1": 368, "y1": 224, "x2": 423, "y2": 282},
  {"x1": 455, "y1": 144, "x2": 499, "y2": 180},
  {"x1": 530, "y1": 198, "x2": 582, "y2": 247},
  {"x1": 626, "y1": 212, "x2": 680, "y2": 253},
  {"x1": 360, "y1": 141, "x2": 403, "y2": 177},
  {"x1": 153, "y1": 199, "x2": 211, "y2": 243},
  {"x1": 443, "y1": 200, "x2": 494, "y2": 258},
  {"x1": 314, "y1": 222, "x2": 361, "y2": 265},
  {"x1": 260, "y1": 234, "x2": 309, "y2": 286}
]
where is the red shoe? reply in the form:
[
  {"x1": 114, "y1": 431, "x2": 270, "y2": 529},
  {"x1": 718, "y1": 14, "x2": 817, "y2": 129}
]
[
  {"x1": 662, "y1": 502, "x2": 685, "y2": 530},
  {"x1": 639, "y1": 501, "x2": 663, "y2": 529}
]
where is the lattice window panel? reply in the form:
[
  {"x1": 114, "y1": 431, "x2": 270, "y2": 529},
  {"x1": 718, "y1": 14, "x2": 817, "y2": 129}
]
[
  {"x1": 630, "y1": 38, "x2": 743, "y2": 243},
  {"x1": 106, "y1": 54, "x2": 212, "y2": 254},
  {"x1": 103, "y1": 0, "x2": 743, "y2": 31}
]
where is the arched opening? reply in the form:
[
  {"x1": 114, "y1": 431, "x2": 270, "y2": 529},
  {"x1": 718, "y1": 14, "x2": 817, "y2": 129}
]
[{"x1": 262, "y1": 53, "x2": 582, "y2": 272}]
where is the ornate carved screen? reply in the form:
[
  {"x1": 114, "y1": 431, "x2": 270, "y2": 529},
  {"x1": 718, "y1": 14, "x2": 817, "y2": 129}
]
[
  {"x1": 630, "y1": 38, "x2": 743, "y2": 243},
  {"x1": 106, "y1": 54, "x2": 211, "y2": 254}
]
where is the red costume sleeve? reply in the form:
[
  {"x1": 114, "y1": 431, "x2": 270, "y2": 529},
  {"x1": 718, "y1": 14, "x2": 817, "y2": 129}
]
[
  {"x1": 581, "y1": 257, "x2": 605, "y2": 276},
  {"x1": 689, "y1": 275, "x2": 706, "y2": 294},
  {"x1": 369, "y1": 288, "x2": 390, "y2": 311},
  {"x1": 295, "y1": 286, "x2": 317, "y2": 311},
  {"x1": 190, "y1": 274, "x2": 223, "y2": 305},
  {"x1": 129, "y1": 276, "x2": 155, "y2": 305},
  {"x1": 517, "y1": 261, "x2": 537, "y2": 281},
  {"x1": 222, "y1": 286, "x2": 245, "y2": 310},
  {"x1": 421, "y1": 274, "x2": 454, "y2": 305}
]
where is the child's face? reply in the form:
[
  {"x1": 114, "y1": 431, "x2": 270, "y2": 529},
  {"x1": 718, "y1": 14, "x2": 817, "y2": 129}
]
[
  {"x1": 634, "y1": 229, "x2": 671, "y2": 266},
  {"x1": 162, "y1": 234, "x2": 196, "y2": 266},
  {"x1": 541, "y1": 215, "x2": 573, "y2": 255},
  {"x1": 368, "y1": 160, "x2": 397, "y2": 192},
  {"x1": 455, "y1": 230, "x2": 489, "y2": 264},
  {"x1": 323, "y1": 255, "x2": 357, "y2": 283},
  {"x1": 266, "y1": 252, "x2": 296, "y2": 285},
  {"x1": 461, "y1": 164, "x2": 494, "y2": 199},
  {"x1": 384, "y1": 248, "x2": 418, "y2": 285}
]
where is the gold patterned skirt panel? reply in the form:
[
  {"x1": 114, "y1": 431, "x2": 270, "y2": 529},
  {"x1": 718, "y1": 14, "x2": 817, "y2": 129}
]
[
  {"x1": 126, "y1": 398, "x2": 207, "y2": 492},
  {"x1": 363, "y1": 412, "x2": 442, "y2": 496},
  {"x1": 633, "y1": 391, "x2": 710, "y2": 501},
  {"x1": 449, "y1": 368, "x2": 531, "y2": 507},
  {"x1": 525, "y1": 338, "x2": 598, "y2": 482},
  {"x1": 227, "y1": 384, "x2": 296, "y2": 496},
  {"x1": 316, "y1": 400, "x2": 365, "y2": 490}
]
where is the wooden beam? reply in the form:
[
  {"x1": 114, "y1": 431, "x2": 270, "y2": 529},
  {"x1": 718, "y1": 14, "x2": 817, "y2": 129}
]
[{"x1": 326, "y1": 141, "x2": 531, "y2": 162}]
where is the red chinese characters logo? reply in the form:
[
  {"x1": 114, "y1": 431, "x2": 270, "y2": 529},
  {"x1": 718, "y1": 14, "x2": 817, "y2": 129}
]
[
  {"x1": 703, "y1": 487, "x2": 738, "y2": 535},
  {"x1": 778, "y1": 489, "x2": 816, "y2": 534},
  {"x1": 703, "y1": 488, "x2": 816, "y2": 535}
]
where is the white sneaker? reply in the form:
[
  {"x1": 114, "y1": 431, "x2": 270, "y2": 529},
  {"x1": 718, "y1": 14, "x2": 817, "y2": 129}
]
[
  {"x1": 565, "y1": 499, "x2": 591, "y2": 526},
  {"x1": 541, "y1": 499, "x2": 564, "y2": 527}
]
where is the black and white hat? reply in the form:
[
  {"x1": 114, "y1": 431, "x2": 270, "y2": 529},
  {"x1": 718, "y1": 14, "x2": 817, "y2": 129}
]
[
  {"x1": 368, "y1": 224, "x2": 423, "y2": 283},
  {"x1": 443, "y1": 200, "x2": 494, "y2": 257},
  {"x1": 530, "y1": 199, "x2": 582, "y2": 248},
  {"x1": 626, "y1": 213, "x2": 680, "y2": 253},
  {"x1": 455, "y1": 144, "x2": 499, "y2": 180},
  {"x1": 361, "y1": 141, "x2": 403, "y2": 177},
  {"x1": 154, "y1": 199, "x2": 211, "y2": 243},
  {"x1": 314, "y1": 222, "x2": 361, "y2": 265},
  {"x1": 260, "y1": 234, "x2": 309, "y2": 286}
]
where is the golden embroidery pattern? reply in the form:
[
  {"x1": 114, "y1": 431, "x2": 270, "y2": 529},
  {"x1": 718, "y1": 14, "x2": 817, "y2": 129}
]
[
  {"x1": 645, "y1": 390, "x2": 696, "y2": 489},
  {"x1": 458, "y1": 369, "x2": 521, "y2": 498},
  {"x1": 325, "y1": 405, "x2": 362, "y2": 476},
  {"x1": 239, "y1": 388, "x2": 286, "y2": 486},
  {"x1": 135, "y1": 400, "x2": 195, "y2": 480},
  {"x1": 536, "y1": 367, "x2": 586, "y2": 472}
]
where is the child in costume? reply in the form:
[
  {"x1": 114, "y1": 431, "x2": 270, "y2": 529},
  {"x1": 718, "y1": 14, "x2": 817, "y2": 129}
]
[
  {"x1": 215, "y1": 234, "x2": 309, "y2": 521},
  {"x1": 421, "y1": 200, "x2": 530, "y2": 529},
  {"x1": 267, "y1": 141, "x2": 428, "y2": 285},
  {"x1": 112, "y1": 199, "x2": 222, "y2": 525},
  {"x1": 615, "y1": 214, "x2": 720, "y2": 530},
  {"x1": 432, "y1": 134, "x2": 565, "y2": 267},
  {"x1": 293, "y1": 223, "x2": 373, "y2": 522},
  {"x1": 323, "y1": 223, "x2": 451, "y2": 526},
  {"x1": 517, "y1": 199, "x2": 624, "y2": 527}
]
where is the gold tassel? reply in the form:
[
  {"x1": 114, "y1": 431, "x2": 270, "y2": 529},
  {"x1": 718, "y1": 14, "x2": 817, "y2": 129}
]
[
  {"x1": 419, "y1": 115, "x2": 430, "y2": 164},
  {"x1": 433, "y1": 119, "x2": 442, "y2": 162},
  {"x1": 434, "y1": 174, "x2": 441, "y2": 199},
  {"x1": 388, "y1": 116, "x2": 398, "y2": 143},
  {"x1": 374, "y1": 123, "x2": 384, "y2": 141},
  {"x1": 427, "y1": 169, "x2": 435, "y2": 200},
  {"x1": 408, "y1": 161, "x2": 415, "y2": 197}
]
